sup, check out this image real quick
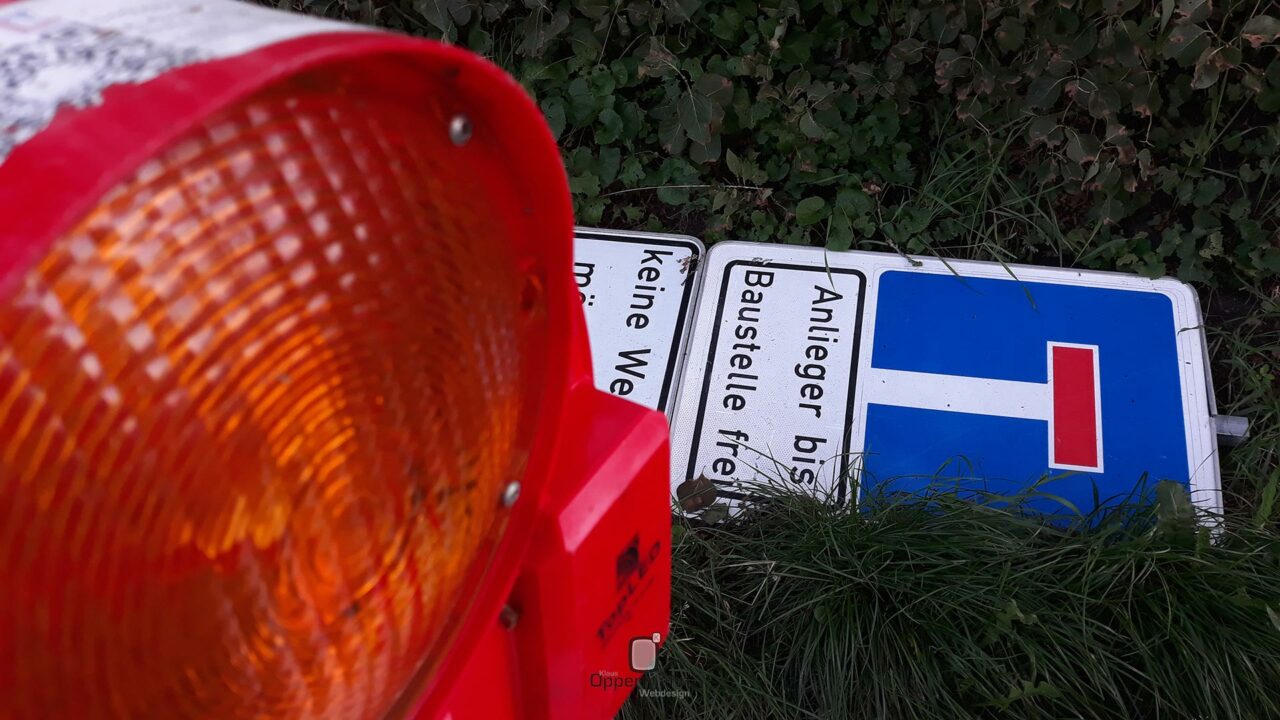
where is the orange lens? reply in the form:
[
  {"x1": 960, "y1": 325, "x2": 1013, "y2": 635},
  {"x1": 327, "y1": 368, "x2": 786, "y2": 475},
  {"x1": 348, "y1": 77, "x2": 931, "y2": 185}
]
[{"x1": 0, "y1": 65, "x2": 544, "y2": 718}]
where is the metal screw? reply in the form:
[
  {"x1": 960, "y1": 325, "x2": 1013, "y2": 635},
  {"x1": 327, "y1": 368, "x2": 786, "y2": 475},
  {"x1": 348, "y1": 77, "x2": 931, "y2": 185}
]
[
  {"x1": 449, "y1": 114, "x2": 472, "y2": 146},
  {"x1": 501, "y1": 480, "x2": 521, "y2": 508}
]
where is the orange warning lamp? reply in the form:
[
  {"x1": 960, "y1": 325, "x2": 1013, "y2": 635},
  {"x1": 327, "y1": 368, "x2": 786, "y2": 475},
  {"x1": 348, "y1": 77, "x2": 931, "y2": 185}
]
[{"x1": 0, "y1": 2, "x2": 670, "y2": 718}]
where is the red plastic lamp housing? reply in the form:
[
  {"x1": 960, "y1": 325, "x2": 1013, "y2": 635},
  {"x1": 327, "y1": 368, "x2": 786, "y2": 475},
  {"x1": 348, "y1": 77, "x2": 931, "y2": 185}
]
[{"x1": 0, "y1": 2, "x2": 670, "y2": 719}]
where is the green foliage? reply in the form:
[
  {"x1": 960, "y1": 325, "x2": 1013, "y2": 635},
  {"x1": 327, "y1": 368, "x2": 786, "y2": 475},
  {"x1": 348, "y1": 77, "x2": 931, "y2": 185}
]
[
  {"x1": 1209, "y1": 296, "x2": 1280, "y2": 519},
  {"x1": 622, "y1": 485, "x2": 1280, "y2": 719},
  {"x1": 284, "y1": 0, "x2": 1278, "y2": 286}
]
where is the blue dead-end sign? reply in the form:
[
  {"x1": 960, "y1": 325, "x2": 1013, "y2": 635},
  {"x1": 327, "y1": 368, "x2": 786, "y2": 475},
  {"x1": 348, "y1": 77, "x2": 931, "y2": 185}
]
[
  {"x1": 669, "y1": 243, "x2": 1221, "y2": 517},
  {"x1": 574, "y1": 228, "x2": 704, "y2": 413}
]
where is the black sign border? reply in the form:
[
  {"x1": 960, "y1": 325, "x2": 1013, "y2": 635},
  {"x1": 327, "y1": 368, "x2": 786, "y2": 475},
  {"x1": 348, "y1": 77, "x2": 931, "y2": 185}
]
[
  {"x1": 684, "y1": 260, "x2": 867, "y2": 505},
  {"x1": 575, "y1": 230, "x2": 702, "y2": 412}
]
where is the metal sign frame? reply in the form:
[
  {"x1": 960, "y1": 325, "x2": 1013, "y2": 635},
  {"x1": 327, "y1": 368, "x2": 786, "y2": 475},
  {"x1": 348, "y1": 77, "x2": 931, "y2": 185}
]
[{"x1": 669, "y1": 242, "x2": 1222, "y2": 517}]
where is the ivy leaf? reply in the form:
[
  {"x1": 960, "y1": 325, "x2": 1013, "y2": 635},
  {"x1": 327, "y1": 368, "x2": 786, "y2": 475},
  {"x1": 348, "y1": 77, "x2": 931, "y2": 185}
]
[
  {"x1": 995, "y1": 17, "x2": 1025, "y2": 52},
  {"x1": 710, "y1": 6, "x2": 744, "y2": 40},
  {"x1": 569, "y1": 171, "x2": 601, "y2": 196},
  {"x1": 575, "y1": 0, "x2": 611, "y2": 19},
  {"x1": 678, "y1": 89, "x2": 714, "y2": 145},
  {"x1": 1241, "y1": 15, "x2": 1280, "y2": 48},
  {"x1": 1067, "y1": 25, "x2": 1099, "y2": 61},
  {"x1": 726, "y1": 149, "x2": 745, "y2": 178},
  {"x1": 1106, "y1": 26, "x2": 1142, "y2": 67},
  {"x1": 1024, "y1": 76, "x2": 1063, "y2": 109},
  {"x1": 564, "y1": 77, "x2": 595, "y2": 124},
  {"x1": 849, "y1": 1, "x2": 875, "y2": 26},
  {"x1": 1242, "y1": 70, "x2": 1266, "y2": 94},
  {"x1": 1138, "y1": 149, "x2": 1156, "y2": 178},
  {"x1": 413, "y1": 0, "x2": 453, "y2": 35},
  {"x1": 618, "y1": 102, "x2": 643, "y2": 141},
  {"x1": 1191, "y1": 47, "x2": 1221, "y2": 89},
  {"x1": 827, "y1": 212, "x2": 854, "y2": 251},
  {"x1": 656, "y1": 185, "x2": 691, "y2": 205},
  {"x1": 689, "y1": 135, "x2": 722, "y2": 164},
  {"x1": 1131, "y1": 77, "x2": 1158, "y2": 116},
  {"x1": 1087, "y1": 85, "x2": 1122, "y2": 118},
  {"x1": 884, "y1": 57, "x2": 905, "y2": 81},
  {"x1": 890, "y1": 38, "x2": 924, "y2": 63},
  {"x1": 540, "y1": 97, "x2": 566, "y2": 139},
  {"x1": 935, "y1": 48, "x2": 970, "y2": 80},
  {"x1": 1260, "y1": 87, "x2": 1280, "y2": 112},
  {"x1": 1028, "y1": 115, "x2": 1058, "y2": 144},
  {"x1": 596, "y1": 107, "x2": 623, "y2": 144},
  {"x1": 1065, "y1": 132, "x2": 1102, "y2": 164},
  {"x1": 1160, "y1": 0, "x2": 1176, "y2": 33},
  {"x1": 596, "y1": 146, "x2": 622, "y2": 187},
  {"x1": 588, "y1": 67, "x2": 617, "y2": 99},
  {"x1": 836, "y1": 187, "x2": 873, "y2": 215},
  {"x1": 640, "y1": 37, "x2": 678, "y2": 78},
  {"x1": 799, "y1": 112, "x2": 826, "y2": 139},
  {"x1": 447, "y1": 0, "x2": 471, "y2": 25},
  {"x1": 579, "y1": 198, "x2": 606, "y2": 225},
  {"x1": 900, "y1": 205, "x2": 932, "y2": 234},
  {"x1": 619, "y1": 156, "x2": 644, "y2": 186},
  {"x1": 725, "y1": 150, "x2": 767, "y2": 183},
  {"x1": 796, "y1": 196, "x2": 827, "y2": 225},
  {"x1": 658, "y1": 116, "x2": 687, "y2": 156},
  {"x1": 518, "y1": 10, "x2": 571, "y2": 57},
  {"x1": 610, "y1": 59, "x2": 631, "y2": 86},
  {"x1": 467, "y1": 25, "x2": 493, "y2": 54},
  {"x1": 1192, "y1": 176, "x2": 1226, "y2": 206},
  {"x1": 1176, "y1": 0, "x2": 1211, "y2": 24},
  {"x1": 1163, "y1": 23, "x2": 1207, "y2": 64},
  {"x1": 667, "y1": 0, "x2": 702, "y2": 22},
  {"x1": 694, "y1": 73, "x2": 734, "y2": 106}
]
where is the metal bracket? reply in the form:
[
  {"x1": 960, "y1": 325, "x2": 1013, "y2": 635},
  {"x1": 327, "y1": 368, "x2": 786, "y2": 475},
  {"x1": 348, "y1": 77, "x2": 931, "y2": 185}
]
[{"x1": 1214, "y1": 415, "x2": 1250, "y2": 447}]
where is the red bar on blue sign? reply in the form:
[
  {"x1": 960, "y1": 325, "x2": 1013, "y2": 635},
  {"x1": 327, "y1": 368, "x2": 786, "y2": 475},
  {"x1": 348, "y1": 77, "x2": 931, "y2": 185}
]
[{"x1": 1051, "y1": 344, "x2": 1102, "y2": 471}]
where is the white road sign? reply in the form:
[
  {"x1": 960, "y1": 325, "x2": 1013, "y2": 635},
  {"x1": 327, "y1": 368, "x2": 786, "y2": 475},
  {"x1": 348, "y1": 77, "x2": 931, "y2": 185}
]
[
  {"x1": 668, "y1": 248, "x2": 866, "y2": 510},
  {"x1": 574, "y1": 228, "x2": 703, "y2": 413},
  {"x1": 669, "y1": 242, "x2": 1220, "y2": 518}
]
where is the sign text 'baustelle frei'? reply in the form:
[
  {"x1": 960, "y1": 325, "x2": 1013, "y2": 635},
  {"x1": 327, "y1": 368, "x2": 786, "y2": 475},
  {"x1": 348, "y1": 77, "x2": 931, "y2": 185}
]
[{"x1": 575, "y1": 231, "x2": 1223, "y2": 518}]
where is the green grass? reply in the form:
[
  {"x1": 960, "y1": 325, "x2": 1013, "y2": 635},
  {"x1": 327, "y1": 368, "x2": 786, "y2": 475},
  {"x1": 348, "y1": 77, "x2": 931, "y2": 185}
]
[
  {"x1": 623, "y1": 485, "x2": 1280, "y2": 720},
  {"x1": 1211, "y1": 297, "x2": 1280, "y2": 523}
]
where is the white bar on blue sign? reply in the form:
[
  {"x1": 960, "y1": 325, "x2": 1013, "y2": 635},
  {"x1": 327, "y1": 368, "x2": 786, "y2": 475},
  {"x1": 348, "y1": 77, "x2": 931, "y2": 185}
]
[
  {"x1": 574, "y1": 228, "x2": 703, "y2": 413},
  {"x1": 669, "y1": 242, "x2": 1220, "y2": 518}
]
